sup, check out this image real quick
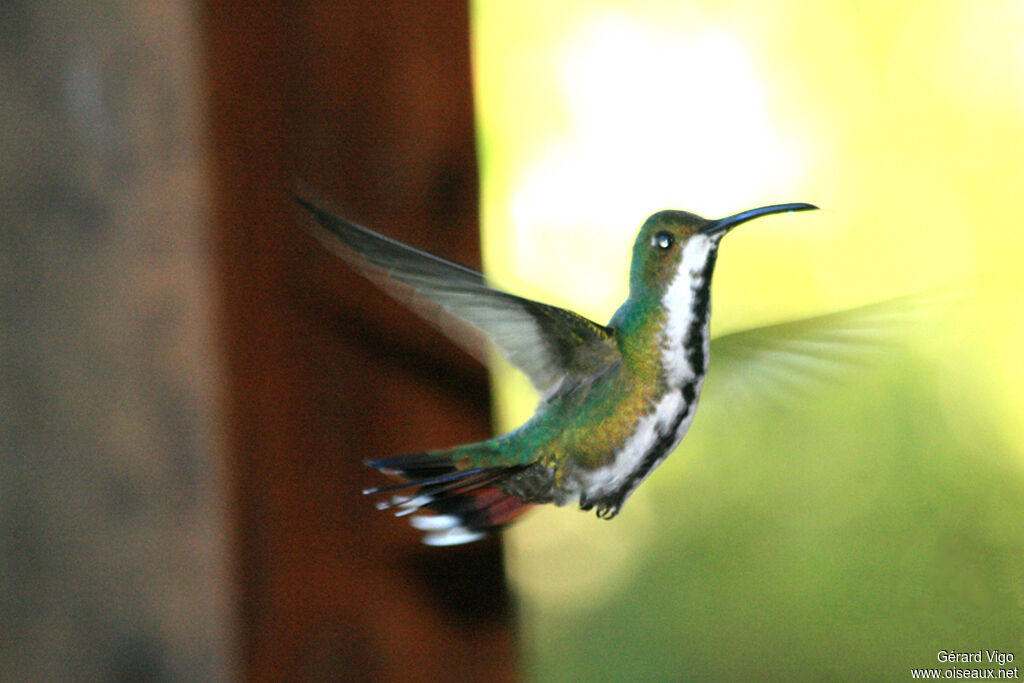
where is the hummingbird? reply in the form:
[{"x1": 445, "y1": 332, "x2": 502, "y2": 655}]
[{"x1": 298, "y1": 198, "x2": 817, "y2": 545}]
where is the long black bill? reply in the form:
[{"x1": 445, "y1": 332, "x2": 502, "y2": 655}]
[{"x1": 702, "y1": 202, "x2": 818, "y2": 236}]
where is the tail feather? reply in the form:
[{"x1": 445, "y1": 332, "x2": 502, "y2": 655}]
[
  {"x1": 362, "y1": 467, "x2": 488, "y2": 497},
  {"x1": 365, "y1": 452, "x2": 456, "y2": 475},
  {"x1": 364, "y1": 452, "x2": 533, "y2": 545}
]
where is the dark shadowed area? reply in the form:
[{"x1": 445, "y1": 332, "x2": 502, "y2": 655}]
[{"x1": 2, "y1": 2, "x2": 516, "y2": 681}]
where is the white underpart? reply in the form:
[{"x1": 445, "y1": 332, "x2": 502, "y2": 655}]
[{"x1": 577, "y1": 234, "x2": 718, "y2": 502}]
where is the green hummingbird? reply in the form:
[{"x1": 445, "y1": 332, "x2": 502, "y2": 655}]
[{"x1": 298, "y1": 198, "x2": 817, "y2": 545}]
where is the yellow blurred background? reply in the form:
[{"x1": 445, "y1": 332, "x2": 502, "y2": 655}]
[{"x1": 474, "y1": 1, "x2": 1024, "y2": 679}]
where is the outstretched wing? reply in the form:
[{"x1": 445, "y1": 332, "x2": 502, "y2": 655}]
[
  {"x1": 707, "y1": 295, "x2": 931, "y2": 409},
  {"x1": 297, "y1": 197, "x2": 620, "y2": 396}
]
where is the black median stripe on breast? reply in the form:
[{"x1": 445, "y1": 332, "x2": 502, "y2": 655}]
[
  {"x1": 684, "y1": 248, "x2": 717, "y2": 377},
  {"x1": 616, "y1": 381, "x2": 697, "y2": 499},
  {"x1": 682, "y1": 381, "x2": 696, "y2": 404}
]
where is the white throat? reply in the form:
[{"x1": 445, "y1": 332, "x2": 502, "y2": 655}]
[{"x1": 660, "y1": 234, "x2": 718, "y2": 387}]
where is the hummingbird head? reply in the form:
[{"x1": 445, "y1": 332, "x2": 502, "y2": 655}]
[
  {"x1": 627, "y1": 203, "x2": 818, "y2": 298},
  {"x1": 613, "y1": 201, "x2": 817, "y2": 381}
]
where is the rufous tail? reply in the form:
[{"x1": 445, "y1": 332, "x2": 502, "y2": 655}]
[{"x1": 364, "y1": 452, "x2": 533, "y2": 546}]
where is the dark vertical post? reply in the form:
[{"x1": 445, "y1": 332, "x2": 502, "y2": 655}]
[
  {"x1": 0, "y1": 2, "x2": 229, "y2": 680},
  {"x1": 204, "y1": 2, "x2": 519, "y2": 680}
]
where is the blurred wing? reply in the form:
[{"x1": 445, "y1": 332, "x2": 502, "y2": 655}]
[
  {"x1": 297, "y1": 197, "x2": 619, "y2": 395},
  {"x1": 707, "y1": 296, "x2": 931, "y2": 410}
]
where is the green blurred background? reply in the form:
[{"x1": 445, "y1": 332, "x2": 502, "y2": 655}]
[{"x1": 474, "y1": 1, "x2": 1024, "y2": 679}]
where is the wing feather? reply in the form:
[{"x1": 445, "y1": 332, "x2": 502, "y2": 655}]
[
  {"x1": 297, "y1": 197, "x2": 619, "y2": 395},
  {"x1": 707, "y1": 295, "x2": 934, "y2": 408}
]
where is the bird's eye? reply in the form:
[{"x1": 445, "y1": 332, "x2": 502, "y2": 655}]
[{"x1": 652, "y1": 231, "x2": 675, "y2": 250}]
